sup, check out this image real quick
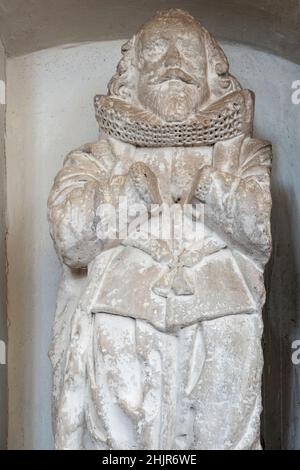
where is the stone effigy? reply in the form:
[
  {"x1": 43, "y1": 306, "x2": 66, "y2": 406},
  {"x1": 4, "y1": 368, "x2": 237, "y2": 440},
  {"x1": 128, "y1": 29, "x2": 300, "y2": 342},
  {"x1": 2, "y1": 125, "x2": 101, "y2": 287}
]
[{"x1": 48, "y1": 9, "x2": 272, "y2": 450}]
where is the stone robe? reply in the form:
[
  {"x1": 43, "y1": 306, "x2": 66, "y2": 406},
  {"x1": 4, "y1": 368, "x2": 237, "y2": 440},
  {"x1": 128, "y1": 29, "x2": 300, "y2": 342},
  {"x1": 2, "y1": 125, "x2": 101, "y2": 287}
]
[{"x1": 48, "y1": 131, "x2": 271, "y2": 450}]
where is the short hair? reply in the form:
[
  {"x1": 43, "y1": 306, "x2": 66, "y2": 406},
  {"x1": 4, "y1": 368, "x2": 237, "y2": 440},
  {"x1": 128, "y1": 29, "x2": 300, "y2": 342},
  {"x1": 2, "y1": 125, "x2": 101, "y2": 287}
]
[{"x1": 108, "y1": 9, "x2": 240, "y2": 104}]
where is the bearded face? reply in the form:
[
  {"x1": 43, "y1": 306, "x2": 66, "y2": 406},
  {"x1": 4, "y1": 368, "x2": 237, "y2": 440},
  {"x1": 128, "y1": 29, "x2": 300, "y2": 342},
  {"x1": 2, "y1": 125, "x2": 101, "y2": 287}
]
[{"x1": 136, "y1": 17, "x2": 209, "y2": 122}]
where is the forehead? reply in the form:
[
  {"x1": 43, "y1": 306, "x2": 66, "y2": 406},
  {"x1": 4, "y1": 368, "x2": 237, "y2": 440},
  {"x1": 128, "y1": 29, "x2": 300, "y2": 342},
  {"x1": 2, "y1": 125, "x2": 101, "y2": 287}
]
[{"x1": 138, "y1": 17, "x2": 204, "y2": 44}]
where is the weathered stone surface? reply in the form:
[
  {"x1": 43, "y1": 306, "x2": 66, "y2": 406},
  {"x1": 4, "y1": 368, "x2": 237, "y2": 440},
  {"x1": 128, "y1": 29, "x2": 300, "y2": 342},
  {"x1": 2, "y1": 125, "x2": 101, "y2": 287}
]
[{"x1": 48, "y1": 9, "x2": 272, "y2": 450}]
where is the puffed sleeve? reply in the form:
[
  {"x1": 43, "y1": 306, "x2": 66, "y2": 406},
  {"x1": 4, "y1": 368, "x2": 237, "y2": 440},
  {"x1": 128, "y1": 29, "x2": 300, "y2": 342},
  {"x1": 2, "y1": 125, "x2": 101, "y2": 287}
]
[
  {"x1": 194, "y1": 137, "x2": 272, "y2": 265},
  {"x1": 48, "y1": 139, "x2": 116, "y2": 268}
]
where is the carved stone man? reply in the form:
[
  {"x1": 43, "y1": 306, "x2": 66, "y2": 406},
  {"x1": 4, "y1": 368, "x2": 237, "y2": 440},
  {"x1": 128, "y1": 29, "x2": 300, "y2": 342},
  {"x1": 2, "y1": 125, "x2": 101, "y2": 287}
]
[{"x1": 48, "y1": 9, "x2": 272, "y2": 450}]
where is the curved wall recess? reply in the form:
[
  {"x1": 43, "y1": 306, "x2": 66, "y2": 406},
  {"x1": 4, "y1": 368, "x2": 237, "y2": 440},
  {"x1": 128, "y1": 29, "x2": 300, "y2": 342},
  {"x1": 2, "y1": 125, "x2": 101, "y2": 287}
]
[
  {"x1": 4, "y1": 39, "x2": 300, "y2": 449},
  {"x1": 0, "y1": 0, "x2": 299, "y2": 64}
]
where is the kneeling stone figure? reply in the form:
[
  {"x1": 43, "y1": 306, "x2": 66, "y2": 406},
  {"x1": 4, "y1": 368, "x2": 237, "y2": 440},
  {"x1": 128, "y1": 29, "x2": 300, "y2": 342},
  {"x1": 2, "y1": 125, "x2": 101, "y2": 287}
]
[{"x1": 48, "y1": 9, "x2": 272, "y2": 450}]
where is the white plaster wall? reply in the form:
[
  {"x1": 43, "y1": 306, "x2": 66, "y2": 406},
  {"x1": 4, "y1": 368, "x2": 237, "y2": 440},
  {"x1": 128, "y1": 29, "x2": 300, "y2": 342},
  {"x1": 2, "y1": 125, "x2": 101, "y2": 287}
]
[
  {"x1": 0, "y1": 38, "x2": 7, "y2": 450},
  {"x1": 6, "y1": 41, "x2": 300, "y2": 449}
]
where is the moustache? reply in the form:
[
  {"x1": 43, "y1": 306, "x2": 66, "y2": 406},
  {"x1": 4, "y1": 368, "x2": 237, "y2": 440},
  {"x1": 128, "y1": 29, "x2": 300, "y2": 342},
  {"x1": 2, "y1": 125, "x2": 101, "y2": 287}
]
[{"x1": 158, "y1": 68, "x2": 198, "y2": 85}]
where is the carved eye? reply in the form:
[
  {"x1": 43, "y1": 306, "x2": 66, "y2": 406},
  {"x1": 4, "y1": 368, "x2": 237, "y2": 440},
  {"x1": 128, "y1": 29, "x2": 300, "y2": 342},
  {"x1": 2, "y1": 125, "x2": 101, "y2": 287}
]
[
  {"x1": 176, "y1": 39, "x2": 194, "y2": 57},
  {"x1": 176, "y1": 36, "x2": 203, "y2": 61},
  {"x1": 143, "y1": 39, "x2": 168, "y2": 60}
]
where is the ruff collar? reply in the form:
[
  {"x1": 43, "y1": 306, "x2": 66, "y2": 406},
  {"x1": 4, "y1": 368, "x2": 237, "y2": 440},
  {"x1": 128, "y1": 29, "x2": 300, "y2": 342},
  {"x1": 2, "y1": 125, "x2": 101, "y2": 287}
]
[{"x1": 94, "y1": 90, "x2": 253, "y2": 148}]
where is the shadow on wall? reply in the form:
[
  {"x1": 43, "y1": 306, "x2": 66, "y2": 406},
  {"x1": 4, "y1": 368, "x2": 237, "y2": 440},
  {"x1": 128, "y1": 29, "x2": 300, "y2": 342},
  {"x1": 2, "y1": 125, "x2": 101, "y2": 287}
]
[{"x1": 263, "y1": 182, "x2": 300, "y2": 449}]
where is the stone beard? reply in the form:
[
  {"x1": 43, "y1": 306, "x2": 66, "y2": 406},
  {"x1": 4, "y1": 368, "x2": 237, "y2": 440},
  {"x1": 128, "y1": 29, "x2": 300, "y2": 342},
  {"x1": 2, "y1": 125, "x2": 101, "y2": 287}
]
[
  {"x1": 139, "y1": 79, "x2": 202, "y2": 122},
  {"x1": 48, "y1": 9, "x2": 272, "y2": 450}
]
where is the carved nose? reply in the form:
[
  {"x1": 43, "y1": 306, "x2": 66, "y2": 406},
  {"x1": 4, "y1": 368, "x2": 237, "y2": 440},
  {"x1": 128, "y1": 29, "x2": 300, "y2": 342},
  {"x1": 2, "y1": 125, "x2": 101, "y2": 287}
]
[{"x1": 164, "y1": 44, "x2": 181, "y2": 67}]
